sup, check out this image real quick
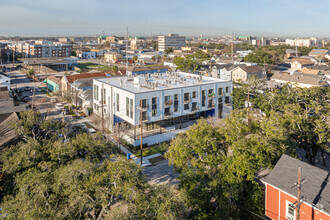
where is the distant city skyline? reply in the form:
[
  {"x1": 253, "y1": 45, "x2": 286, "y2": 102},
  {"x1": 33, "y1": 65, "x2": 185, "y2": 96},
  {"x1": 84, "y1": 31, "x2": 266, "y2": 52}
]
[{"x1": 1, "y1": 0, "x2": 330, "y2": 38}]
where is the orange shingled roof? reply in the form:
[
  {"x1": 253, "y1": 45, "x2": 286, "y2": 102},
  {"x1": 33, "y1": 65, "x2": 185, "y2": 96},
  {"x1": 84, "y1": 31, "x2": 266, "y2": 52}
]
[{"x1": 66, "y1": 72, "x2": 107, "y2": 83}]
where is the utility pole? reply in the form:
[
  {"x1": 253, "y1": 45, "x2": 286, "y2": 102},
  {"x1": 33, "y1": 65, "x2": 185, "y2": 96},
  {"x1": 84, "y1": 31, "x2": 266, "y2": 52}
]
[
  {"x1": 140, "y1": 99, "x2": 143, "y2": 165},
  {"x1": 231, "y1": 34, "x2": 234, "y2": 62},
  {"x1": 290, "y1": 167, "x2": 305, "y2": 220},
  {"x1": 247, "y1": 87, "x2": 250, "y2": 126},
  {"x1": 296, "y1": 167, "x2": 302, "y2": 220},
  {"x1": 101, "y1": 84, "x2": 104, "y2": 134},
  {"x1": 45, "y1": 65, "x2": 49, "y2": 94},
  {"x1": 75, "y1": 81, "x2": 78, "y2": 119},
  {"x1": 12, "y1": 45, "x2": 15, "y2": 68},
  {"x1": 126, "y1": 27, "x2": 129, "y2": 70}
]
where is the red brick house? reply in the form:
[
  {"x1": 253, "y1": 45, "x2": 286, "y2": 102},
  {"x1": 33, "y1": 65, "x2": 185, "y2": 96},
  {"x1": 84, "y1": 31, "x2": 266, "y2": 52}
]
[{"x1": 261, "y1": 155, "x2": 330, "y2": 220}]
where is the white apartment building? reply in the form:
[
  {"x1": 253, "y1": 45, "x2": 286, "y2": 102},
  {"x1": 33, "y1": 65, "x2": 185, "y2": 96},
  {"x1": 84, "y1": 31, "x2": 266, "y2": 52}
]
[
  {"x1": 158, "y1": 34, "x2": 186, "y2": 52},
  {"x1": 93, "y1": 72, "x2": 232, "y2": 146},
  {"x1": 285, "y1": 38, "x2": 323, "y2": 47}
]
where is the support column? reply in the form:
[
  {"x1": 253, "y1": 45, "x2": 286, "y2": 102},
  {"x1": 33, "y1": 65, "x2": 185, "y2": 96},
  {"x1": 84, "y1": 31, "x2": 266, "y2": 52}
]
[{"x1": 134, "y1": 125, "x2": 136, "y2": 140}]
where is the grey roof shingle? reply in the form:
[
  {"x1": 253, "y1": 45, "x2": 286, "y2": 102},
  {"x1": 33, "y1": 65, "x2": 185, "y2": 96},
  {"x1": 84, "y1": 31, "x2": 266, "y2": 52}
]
[{"x1": 263, "y1": 154, "x2": 330, "y2": 214}]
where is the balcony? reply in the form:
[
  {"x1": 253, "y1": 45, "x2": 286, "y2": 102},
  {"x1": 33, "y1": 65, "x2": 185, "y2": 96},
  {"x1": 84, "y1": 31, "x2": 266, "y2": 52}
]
[
  {"x1": 141, "y1": 115, "x2": 149, "y2": 122},
  {"x1": 138, "y1": 104, "x2": 149, "y2": 111},
  {"x1": 208, "y1": 93, "x2": 215, "y2": 99},
  {"x1": 164, "y1": 112, "x2": 173, "y2": 118},
  {"x1": 164, "y1": 100, "x2": 173, "y2": 106},
  {"x1": 207, "y1": 103, "x2": 215, "y2": 109},
  {"x1": 191, "y1": 106, "x2": 199, "y2": 112}
]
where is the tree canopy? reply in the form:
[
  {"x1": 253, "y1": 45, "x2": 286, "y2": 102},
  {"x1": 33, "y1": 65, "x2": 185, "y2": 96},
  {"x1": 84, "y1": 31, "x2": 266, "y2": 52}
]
[
  {"x1": 0, "y1": 110, "x2": 187, "y2": 219},
  {"x1": 173, "y1": 51, "x2": 210, "y2": 73}
]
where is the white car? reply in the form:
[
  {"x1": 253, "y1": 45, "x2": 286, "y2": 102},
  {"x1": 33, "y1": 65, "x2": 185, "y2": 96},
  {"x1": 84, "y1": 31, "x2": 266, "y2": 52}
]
[{"x1": 55, "y1": 103, "x2": 64, "y2": 110}]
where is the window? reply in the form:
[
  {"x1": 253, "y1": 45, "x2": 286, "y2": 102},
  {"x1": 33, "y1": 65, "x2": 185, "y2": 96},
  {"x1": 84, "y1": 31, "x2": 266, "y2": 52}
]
[
  {"x1": 208, "y1": 89, "x2": 213, "y2": 95},
  {"x1": 226, "y1": 86, "x2": 230, "y2": 93},
  {"x1": 218, "y1": 98, "x2": 223, "y2": 118},
  {"x1": 116, "y1": 93, "x2": 119, "y2": 112},
  {"x1": 165, "y1": 95, "x2": 172, "y2": 105},
  {"x1": 164, "y1": 107, "x2": 171, "y2": 114},
  {"x1": 184, "y1": 103, "x2": 189, "y2": 110},
  {"x1": 218, "y1": 87, "x2": 223, "y2": 96},
  {"x1": 126, "y1": 97, "x2": 129, "y2": 117},
  {"x1": 141, "y1": 99, "x2": 147, "y2": 108},
  {"x1": 103, "y1": 88, "x2": 106, "y2": 104},
  {"x1": 184, "y1": 93, "x2": 190, "y2": 101},
  {"x1": 94, "y1": 85, "x2": 99, "y2": 100},
  {"x1": 174, "y1": 94, "x2": 179, "y2": 101},
  {"x1": 165, "y1": 95, "x2": 171, "y2": 102},
  {"x1": 286, "y1": 201, "x2": 295, "y2": 220},
  {"x1": 130, "y1": 99, "x2": 133, "y2": 118},
  {"x1": 202, "y1": 90, "x2": 206, "y2": 106},
  {"x1": 192, "y1": 91, "x2": 197, "y2": 99},
  {"x1": 225, "y1": 96, "x2": 230, "y2": 105},
  {"x1": 152, "y1": 97, "x2": 157, "y2": 116},
  {"x1": 208, "y1": 99, "x2": 214, "y2": 108},
  {"x1": 192, "y1": 102, "x2": 197, "y2": 111},
  {"x1": 141, "y1": 111, "x2": 147, "y2": 121}
]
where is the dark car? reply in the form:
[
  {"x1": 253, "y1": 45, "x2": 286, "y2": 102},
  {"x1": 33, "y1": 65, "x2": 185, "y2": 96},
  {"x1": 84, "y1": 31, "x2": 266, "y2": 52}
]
[
  {"x1": 24, "y1": 86, "x2": 31, "y2": 91},
  {"x1": 18, "y1": 88, "x2": 24, "y2": 93},
  {"x1": 22, "y1": 96, "x2": 29, "y2": 102}
]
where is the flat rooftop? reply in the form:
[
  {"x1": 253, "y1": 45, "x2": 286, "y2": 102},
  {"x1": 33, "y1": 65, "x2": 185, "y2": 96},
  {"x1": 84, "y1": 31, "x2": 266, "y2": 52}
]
[
  {"x1": 18, "y1": 57, "x2": 74, "y2": 65},
  {"x1": 96, "y1": 71, "x2": 231, "y2": 93}
]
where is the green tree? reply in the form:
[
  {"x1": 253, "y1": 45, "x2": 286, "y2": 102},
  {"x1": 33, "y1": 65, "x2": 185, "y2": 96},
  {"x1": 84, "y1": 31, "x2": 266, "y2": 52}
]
[
  {"x1": 28, "y1": 69, "x2": 34, "y2": 77},
  {"x1": 71, "y1": 51, "x2": 77, "y2": 56},
  {"x1": 1, "y1": 110, "x2": 188, "y2": 219},
  {"x1": 132, "y1": 55, "x2": 138, "y2": 63},
  {"x1": 164, "y1": 47, "x2": 173, "y2": 54},
  {"x1": 232, "y1": 74, "x2": 266, "y2": 109},
  {"x1": 112, "y1": 65, "x2": 119, "y2": 73},
  {"x1": 151, "y1": 56, "x2": 156, "y2": 62},
  {"x1": 244, "y1": 49, "x2": 273, "y2": 64},
  {"x1": 165, "y1": 118, "x2": 273, "y2": 219},
  {"x1": 173, "y1": 51, "x2": 209, "y2": 73}
]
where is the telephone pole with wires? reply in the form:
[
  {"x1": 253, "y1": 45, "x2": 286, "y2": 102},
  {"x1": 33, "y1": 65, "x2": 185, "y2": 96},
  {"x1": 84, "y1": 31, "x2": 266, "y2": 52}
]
[{"x1": 291, "y1": 167, "x2": 306, "y2": 220}]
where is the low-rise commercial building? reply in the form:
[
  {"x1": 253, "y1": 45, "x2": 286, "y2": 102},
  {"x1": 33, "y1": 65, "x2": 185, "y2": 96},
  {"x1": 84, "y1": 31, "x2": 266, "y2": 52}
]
[
  {"x1": 93, "y1": 71, "x2": 232, "y2": 146},
  {"x1": 13, "y1": 42, "x2": 72, "y2": 58}
]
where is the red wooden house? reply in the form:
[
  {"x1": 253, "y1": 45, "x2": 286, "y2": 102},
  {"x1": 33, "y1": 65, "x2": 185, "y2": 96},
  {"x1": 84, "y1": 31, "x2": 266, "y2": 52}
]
[{"x1": 261, "y1": 154, "x2": 330, "y2": 220}]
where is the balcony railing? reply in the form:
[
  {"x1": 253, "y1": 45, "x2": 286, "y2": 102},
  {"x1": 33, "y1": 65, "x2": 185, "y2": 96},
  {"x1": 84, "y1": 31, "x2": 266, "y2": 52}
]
[
  {"x1": 142, "y1": 116, "x2": 149, "y2": 122},
  {"x1": 164, "y1": 100, "x2": 173, "y2": 106},
  {"x1": 138, "y1": 104, "x2": 149, "y2": 111},
  {"x1": 164, "y1": 112, "x2": 173, "y2": 118},
  {"x1": 191, "y1": 106, "x2": 199, "y2": 112}
]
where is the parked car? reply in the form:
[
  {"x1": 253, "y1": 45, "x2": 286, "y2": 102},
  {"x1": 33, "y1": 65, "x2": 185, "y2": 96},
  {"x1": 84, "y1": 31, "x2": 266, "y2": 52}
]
[
  {"x1": 55, "y1": 103, "x2": 64, "y2": 110},
  {"x1": 22, "y1": 96, "x2": 29, "y2": 102},
  {"x1": 18, "y1": 88, "x2": 24, "y2": 93},
  {"x1": 36, "y1": 88, "x2": 42, "y2": 92},
  {"x1": 24, "y1": 86, "x2": 31, "y2": 91}
]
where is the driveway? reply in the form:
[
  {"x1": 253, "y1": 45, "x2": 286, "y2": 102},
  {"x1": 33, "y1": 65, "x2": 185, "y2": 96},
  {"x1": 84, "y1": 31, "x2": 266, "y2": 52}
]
[{"x1": 143, "y1": 160, "x2": 179, "y2": 185}]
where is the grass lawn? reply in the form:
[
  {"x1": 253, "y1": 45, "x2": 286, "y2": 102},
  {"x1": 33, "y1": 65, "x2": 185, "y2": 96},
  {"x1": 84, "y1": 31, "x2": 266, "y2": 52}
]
[
  {"x1": 78, "y1": 63, "x2": 113, "y2": 71},
  {"x1": 134, "y1": 142, "x2": 170, "y2": 158},
  {"x1": 149, "y1": 156, "x2": 166, "y2": 165},
  {"x1": 78, "y1": 62, "x2": 98, "y2": 69}
]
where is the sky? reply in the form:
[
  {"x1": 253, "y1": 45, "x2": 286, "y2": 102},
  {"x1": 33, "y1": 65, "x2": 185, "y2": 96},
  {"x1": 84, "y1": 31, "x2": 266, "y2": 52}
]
[{"x1": 0, "y1": 0, "x2": 330, "y2": 37}]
